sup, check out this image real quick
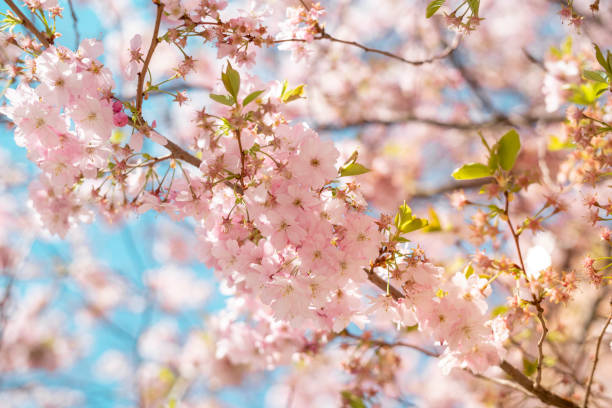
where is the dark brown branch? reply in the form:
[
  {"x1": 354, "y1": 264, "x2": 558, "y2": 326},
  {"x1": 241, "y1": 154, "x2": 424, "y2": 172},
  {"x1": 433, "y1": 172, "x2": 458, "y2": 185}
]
[
  {"x1": 364, "y1": 267, "x2": 404, "y2": 300},
  {"x1": 582, "y1": 300, "x2": 612, "y2": 408},
  {"x1": 499, "y1": 360, "x2": 580, "y2": 408},
  {"x1": 4, "y1": 0, "x2": 51, "y2": 47}
]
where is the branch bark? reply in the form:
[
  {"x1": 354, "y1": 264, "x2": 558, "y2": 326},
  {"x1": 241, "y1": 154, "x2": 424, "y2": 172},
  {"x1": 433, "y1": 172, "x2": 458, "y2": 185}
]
[{"x1": 4, "y1": 0, "x2": 51, "y2": 47}]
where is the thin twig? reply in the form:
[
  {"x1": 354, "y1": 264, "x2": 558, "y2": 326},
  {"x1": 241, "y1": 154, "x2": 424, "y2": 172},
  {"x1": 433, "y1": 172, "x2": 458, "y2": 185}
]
[
  {"x1": 582, "y1": 300, "x2": 612, "y2": 408},
  {"x1": 135, "y1": 2, "x2": 164, "y2": 114},
  {"x1": 503, "y1": 191, "x2": 549, "y2": 389},
  {"x1": 3, "y1": 0, "x2": 51, "y2": 46},
  {"x1": 316, "y1": 29, "x2": 461, "y2": 66},
  {"x1": 341, "y1": 330, "x2": 440, "y2": 358}
]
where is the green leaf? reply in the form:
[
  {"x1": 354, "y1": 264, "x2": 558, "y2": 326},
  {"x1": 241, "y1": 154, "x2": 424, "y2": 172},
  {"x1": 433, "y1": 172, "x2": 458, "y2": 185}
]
[
  {"x1": 583, "y1": 69, "x2": 607, "y2": 83},
  {"x1": 222, "y1": 62, "x2": 240, "y2": 99},
  {"x1": 339, "y1": 162, "x2": 371, "y2": 177},
  {"x1": 594, "y1": 43, "x2": 610, "y2": 72},
  {"x1": 209, "y1": 93, "x2": 235, "y2": 106},
  {"x1": 487, "y1": 151, "x2": 499, "y2": 171},
  {"x1": 466, "y1": 0, "x2": 480, "y2": 16},
  {"x1": 497, "y1": 129, "x2": 521, "y2": 171},
  {"x1": 242, "y1": 90, "x2": 264, "y2": 106},
  {"x1": 491, "y1": 305, "x2": 509, "y2": 317},
  {"x1": 548, "y1": 135, "x2": 575, "y2": 151},
  {"x1": 426, "y1": 0, "x2": 445, "y2": 18},
  {"x1": 423, "y1": 206, "x2": 441, "y2": 232},
  {"x1": 282, "y1": 84, "x2": 305, "y2": 103},
  {"x1": 399, "y1": 218, "x2": 428, "y2": 233},
  {"x1": 464, "y1": 263, "x2": 474, "y2": 278},
  {"x1": 341, "y1": 391, "x2": 366, "y2": 408},
  {"x1": 523, "y1": 357, "x2": 537, "y2": 377},
  {"x1": 394, "y1": 202, "x2": 412, "y2": 230},
  {"x1": 561, "y1": 36, "x2": 572, "y2": 55},
  {"x1": 451, "y1": 163, "x2": 492, "y2": 180},
  {"x1": 569, "y1": 82, "x2": 608, "y2": 105}
]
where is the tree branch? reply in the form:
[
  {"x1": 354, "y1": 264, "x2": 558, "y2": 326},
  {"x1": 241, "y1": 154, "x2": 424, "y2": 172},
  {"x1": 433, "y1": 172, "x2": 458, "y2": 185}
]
[
  {"x1": 3, "y1": 0, "x2": 52, "y2": 47},
  {"x1": 315, "y1": 29, "x2": 461, "y2": 66},
  {"x1": 135, "y1": 2, "x2": 164, "y2": 114},
  {"x1": 314, "y1": 113, "x2": 564, "y2": 132},
  {"x1": 499, "y1": 360, "x2": 580, "y2": 408}
]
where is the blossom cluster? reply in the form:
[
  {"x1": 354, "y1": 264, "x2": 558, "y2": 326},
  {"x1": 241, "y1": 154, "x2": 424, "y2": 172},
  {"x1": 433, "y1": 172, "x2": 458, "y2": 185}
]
[{"x1": 0, "y1": 40, "x2": 122, "y2": 235}]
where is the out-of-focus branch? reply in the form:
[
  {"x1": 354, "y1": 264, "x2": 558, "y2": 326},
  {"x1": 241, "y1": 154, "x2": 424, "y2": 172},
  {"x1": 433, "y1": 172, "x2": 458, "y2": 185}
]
[
  {"x1": 276, "y1": 5, "x2": 461, "y2": 67},
  {"x1": 340, "y1": 330, "x2": 440, "y2": 358},
  {"x1": 315, "y1": 29, "x2": 461, "y2": 66},
  {"x1": 67, "y1": 0, "x2": 80, "y2": 49},
  {"x1": 315, "y1": 113, "x2": 564, "y2": 132},
  {"x1": 410, "y1": 178, "x2": 492, "y2": 199},
  {"x1": 3, "y1": 0, "x2": 52, "y2": 47},
  {"x1": 582, "y1": 300, "x2": 612, "y2": 408}
]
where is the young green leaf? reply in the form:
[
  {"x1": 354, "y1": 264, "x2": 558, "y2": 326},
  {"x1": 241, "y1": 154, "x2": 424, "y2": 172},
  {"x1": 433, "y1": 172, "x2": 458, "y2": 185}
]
[
  {"x1": 209, "y1": 93, "x2": 235, "y2": 106},
  {"x1": 426, "y1": 0, "x2": 445, "y2": 18},
  {"x1": 282, "y1": 84, "x2": 305, "y2": 103},
  {"x1": 583, "y1": 70, "x2": 607, "y2": 83},
  {"x1": 548, "y1": 135, "x2": 575, "y2": 151},
  {"x1": 339, "y1": 162, "x2": 371, "y2": 177},
  {"x1": 523, "y1": 357, "x2": 537, "y2": 377},
  {"x1": 423, "y1": 206, "x2": 442, "y2": 232},
  {"x1": 341, "y1": 391, "x2": 366, "y2": 408},
  {"x1": 497, "y1": 129, "x2": 521, "y2": 171},
  {"x1": 222, "y1": 62, "x2": 240, "y2": 99},
  {"x1": 594, "y1": 43, "x2": 610, "y2": 72},
  {"x1": 400, "y1": 217, "x2": 428, "y2": 233},
  {"x1": 242, "y1": 90, "x2": 264, "y2": 106},
  {"x1": 451, "y1": 163, "x2": 492, "y2": 180},
  {"x1": 464, "y1": 263, "x2": 474, "y2": 278},
  {"x1": 394, "y1": 202, "x2": 412, "y2": 230}
]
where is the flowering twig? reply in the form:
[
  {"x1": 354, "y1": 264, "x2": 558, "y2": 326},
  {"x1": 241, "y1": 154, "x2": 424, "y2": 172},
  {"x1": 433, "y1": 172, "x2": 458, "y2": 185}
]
[
  {"x1": 582, "y1": 300, "x2": 612, "y2": 408},
  {"x1": 503, "y1": 190, "x2": 549, "y2": 389},
  {"x1": 135, "y1": 1, "x2": 164, "y2": 114},
  {"x1": 3, "y1": 0, "x2": 51, "y2": 46}
]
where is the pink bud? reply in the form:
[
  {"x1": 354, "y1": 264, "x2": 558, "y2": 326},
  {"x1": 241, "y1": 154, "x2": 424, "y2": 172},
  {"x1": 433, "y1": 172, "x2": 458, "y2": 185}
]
[
  {"x1": 112, "y1": 100, "x2": 123, "y2": 113},
  {"x1": 113, "y1": 111, "x2": 129, "y2": 127}
]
